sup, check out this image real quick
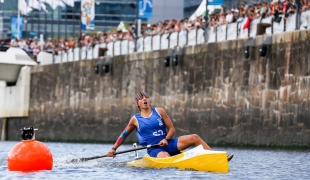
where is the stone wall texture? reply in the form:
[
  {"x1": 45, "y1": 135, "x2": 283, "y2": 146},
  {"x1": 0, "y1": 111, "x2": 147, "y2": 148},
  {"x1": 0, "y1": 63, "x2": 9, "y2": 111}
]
[{"x1": 5, "y1": 30, "x2": 310, "y2": 147}]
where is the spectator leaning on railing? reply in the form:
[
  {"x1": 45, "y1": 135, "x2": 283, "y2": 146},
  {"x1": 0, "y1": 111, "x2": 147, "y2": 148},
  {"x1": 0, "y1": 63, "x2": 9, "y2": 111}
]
[
  {"x1": 10, "y1": 37, "x2": 19, "y2": 48},
  {"x1": 43, "y1": 38, "x2": 54, "y2": 53},
  {"x1": 19, "y1": 38, "x2": 28, "y2": 51},
  {"x1": 271, "y1": 1, "x2": 284, "y2": 23},
  {"x1": 285, "y1": 0, "x2": 296, "y2": 17},
  {"x1": 235, "y1": 9, "x2": 240, "y2": 22},
  {"x1": 301, "y1": 0, "x2": 310, "y2": 11},
  {"x1": 32, "y1": 44, "x2": 40, "y2": 61},
  {"x1": 226, "y1": 9, "x2": 234, "y2": 24}
]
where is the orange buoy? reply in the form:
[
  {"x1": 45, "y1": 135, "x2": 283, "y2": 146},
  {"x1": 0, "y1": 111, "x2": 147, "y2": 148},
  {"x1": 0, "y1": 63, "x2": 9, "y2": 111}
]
[{"x1": 7, "y1": 127, "x2": 53, "y2": 171}]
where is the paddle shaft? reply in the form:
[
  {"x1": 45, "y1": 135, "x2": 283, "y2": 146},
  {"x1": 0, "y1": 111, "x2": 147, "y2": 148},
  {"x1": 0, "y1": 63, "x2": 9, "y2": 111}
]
[{"x1": 76, "y1": 144, "x2": 159, "y2": 162}]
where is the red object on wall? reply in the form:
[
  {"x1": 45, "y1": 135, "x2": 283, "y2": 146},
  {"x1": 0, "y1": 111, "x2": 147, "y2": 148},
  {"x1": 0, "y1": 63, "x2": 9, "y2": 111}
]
[
  {"x1": 243, "y1": 17, "x2": 252, "y2": 30},
  {"x1": 7, "y1": 140, "x2": 53, "y2": 171}
]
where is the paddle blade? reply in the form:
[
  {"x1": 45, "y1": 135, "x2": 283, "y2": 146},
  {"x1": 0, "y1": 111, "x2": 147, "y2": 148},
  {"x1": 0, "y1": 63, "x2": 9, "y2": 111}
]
[
  {"x1": 68, "y1": 155, "x2": 106, "y2": 163},
  {"x1": 228, "y1": 154, "x2": 234, "y2": 162},
  {"x1": 69, "y1": 158, "x2": 89, "y2": 163}
]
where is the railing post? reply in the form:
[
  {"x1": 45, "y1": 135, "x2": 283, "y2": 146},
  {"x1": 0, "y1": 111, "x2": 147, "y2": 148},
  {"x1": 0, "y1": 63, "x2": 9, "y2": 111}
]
[
  {"x1": 72, "y1": 48, "x2": 75, "y2": 61},
  {"x1": 226, "y1": 25, "x2": 228, "y2": 40},
  {"x1": 113, "y1": 41, "x2": 115, "y2": 56},
  {"x1": 204, "y1": 26, "x2": 208, "y2": 43},
  {"x1": 236, "y1": 22, "x2": 239, "y2": 39},
  {"x1": 79, "y1": 45, "x2": 81, "y2": 61},
  {"x1": 186, "y1": 30, "x2": 189, "y2": 45},
  {"x1": 295, "y1": 3, "x2": 301, "y2": 30},
  {"x1": 134, "y1": 36, "x2": 138, "y2": 52},
  {"x1": 61, "y1": 50, "x2": 64, "y2": 62},
  {"x1": 248, "y1": 21, "x2": 251, "y2": 37},
  {"x1": 271, "y1": 19, "x2": 274, "y2": 34},
  {"x1": 143, "y1": 37, "x2": 145, "y2": 51},
  {"x1": 168, "y1": 33, "x2": 171, "y2": 48},
  {"x1": 160, "y1": 34, "x2": 162, "y2": 50},
  {"x1": 177, "y1": 31, "x2": 180, "y2": 46},
  {"x1": 204, "y1": 28, "x2": 208, "y2": 43},
  {"x1": 92, "y1": 46, "x2": 94, "y2": 59},
  {"x1": 120, "y1": 40, "x2": 122, "y2": 55},
  {"x1": 284, "y1": 18, "x2": 286, "y2": 32},
  {"x1": 196, "y1": 29, "x2": 198, "y2": 45},
  {"x1": 151, "y1": 35, "x2": 153, "y2": 51},
  {"x1": 215, "y1": 27, "x2": 218, "y2": 42},
  {"x1": 128, "y1": 39, "x2": 130, "y2": 54}
]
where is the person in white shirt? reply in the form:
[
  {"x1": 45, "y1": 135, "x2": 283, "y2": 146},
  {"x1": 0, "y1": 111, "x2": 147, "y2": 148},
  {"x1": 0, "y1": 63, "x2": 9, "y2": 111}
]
[
  {"x1": 226, "y1": 9, "x2": 233, "y2": 24},
  {"x1": 18, "y1": 38, "x2": 28, "y2": 50},
  {"x1": 10, "y1": 37, "x2": 19, "y2": 47}
]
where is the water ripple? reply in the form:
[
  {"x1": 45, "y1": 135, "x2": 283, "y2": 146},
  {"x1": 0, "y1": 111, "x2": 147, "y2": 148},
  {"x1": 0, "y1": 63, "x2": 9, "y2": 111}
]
[{"x1": 1, "y1": 142, "x2": 309, "y2": 179}]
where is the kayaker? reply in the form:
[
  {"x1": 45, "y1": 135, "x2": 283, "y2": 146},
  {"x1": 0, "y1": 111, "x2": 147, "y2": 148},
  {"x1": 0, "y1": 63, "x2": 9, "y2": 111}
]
[{"x1": 106, "y1": 91, "x2": 212, "y2": 158}]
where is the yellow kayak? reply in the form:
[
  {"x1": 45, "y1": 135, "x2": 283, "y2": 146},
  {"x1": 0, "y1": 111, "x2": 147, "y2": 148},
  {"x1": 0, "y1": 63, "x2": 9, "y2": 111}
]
[{"x1": 127, "y1": 145, "x2": 230, "y2": 173}]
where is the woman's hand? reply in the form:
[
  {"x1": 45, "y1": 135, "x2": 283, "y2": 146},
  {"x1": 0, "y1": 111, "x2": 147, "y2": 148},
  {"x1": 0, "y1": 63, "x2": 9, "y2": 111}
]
[
  {"x1": 107, "y1": 148, "x2": 116, "y2": 158},
  {"x1": 158, "y1": 139, "x2": 168, "y2": 146}
]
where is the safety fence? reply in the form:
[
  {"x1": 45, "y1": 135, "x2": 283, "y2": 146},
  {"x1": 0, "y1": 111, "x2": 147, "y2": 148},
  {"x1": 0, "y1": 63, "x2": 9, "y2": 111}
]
[{"x1": 40, "y1": 10, "x2": 310, "y2": 65}]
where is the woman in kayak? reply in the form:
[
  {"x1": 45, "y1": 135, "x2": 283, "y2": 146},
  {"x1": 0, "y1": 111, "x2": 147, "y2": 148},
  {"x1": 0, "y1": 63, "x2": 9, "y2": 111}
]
[{"x1": 106, "y1": 91, "x2": 212, "y2": 158}]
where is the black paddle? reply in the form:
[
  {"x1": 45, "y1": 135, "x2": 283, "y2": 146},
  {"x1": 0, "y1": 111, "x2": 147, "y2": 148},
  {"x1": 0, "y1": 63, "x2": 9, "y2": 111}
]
[{"x1": 69, "y1": 144, "x2": 159, "y2": 163}]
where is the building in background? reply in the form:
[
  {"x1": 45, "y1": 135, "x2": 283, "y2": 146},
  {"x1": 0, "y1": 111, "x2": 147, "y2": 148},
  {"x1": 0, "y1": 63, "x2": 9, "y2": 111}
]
[
  {"x1": 184, "y1": 0, "x2": 201, "y2": 19},
  {"x1": 0, "y1": 0, "x2": 141, "y2": 40},
  {"x1": 149, "y1": 0, "x2": 183, "y2": 24}
]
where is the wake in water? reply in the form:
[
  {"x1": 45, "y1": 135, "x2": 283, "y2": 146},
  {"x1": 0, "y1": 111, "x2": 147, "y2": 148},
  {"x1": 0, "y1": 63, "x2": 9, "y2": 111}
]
[{"x1": 53, "y1": 155, "x2": 127, "y2": 168}]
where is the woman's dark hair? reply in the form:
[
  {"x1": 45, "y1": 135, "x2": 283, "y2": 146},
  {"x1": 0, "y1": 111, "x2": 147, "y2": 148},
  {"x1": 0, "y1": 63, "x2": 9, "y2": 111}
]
[{"x1": 135, "y1": 92, "x2": 150, "y2": 111}]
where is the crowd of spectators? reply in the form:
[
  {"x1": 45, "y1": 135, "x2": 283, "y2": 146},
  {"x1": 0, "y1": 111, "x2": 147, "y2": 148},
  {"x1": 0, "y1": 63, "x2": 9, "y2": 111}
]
[
  {"x1": 0, "y1": 0, "x2": 309, "y2": 61},
  {"x1": 208, "y1": 0, "x2": 310, "y2": 27}
]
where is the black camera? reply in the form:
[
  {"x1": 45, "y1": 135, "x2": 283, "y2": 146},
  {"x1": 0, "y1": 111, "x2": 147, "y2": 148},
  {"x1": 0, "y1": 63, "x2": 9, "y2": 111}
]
[{"x1": 21, "y1": 126, "x2": 37, "y2": 140}]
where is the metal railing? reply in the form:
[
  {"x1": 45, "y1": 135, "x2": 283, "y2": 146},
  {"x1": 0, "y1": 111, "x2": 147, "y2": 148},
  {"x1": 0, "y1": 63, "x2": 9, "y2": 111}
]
[{"x1": 34, "y1": 10, "x2": 310, "y2": 65}]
